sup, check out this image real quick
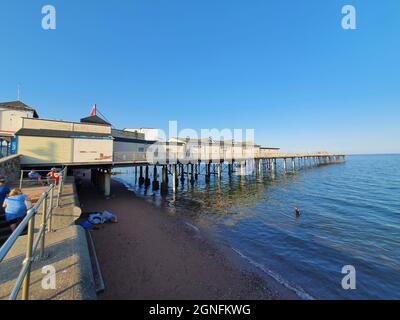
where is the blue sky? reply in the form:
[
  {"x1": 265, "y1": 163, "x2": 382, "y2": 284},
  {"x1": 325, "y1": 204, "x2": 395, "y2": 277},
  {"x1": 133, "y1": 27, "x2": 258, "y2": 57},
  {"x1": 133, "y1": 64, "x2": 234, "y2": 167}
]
[{"x1": 0, "y1": 0, "x2": 399, "y2": 154}]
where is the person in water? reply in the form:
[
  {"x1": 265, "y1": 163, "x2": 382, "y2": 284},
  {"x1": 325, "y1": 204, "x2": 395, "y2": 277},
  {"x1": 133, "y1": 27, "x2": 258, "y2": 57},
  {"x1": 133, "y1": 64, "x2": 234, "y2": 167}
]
[
  {"x1": 294, "y1": 207, "x2": 301, "y2": 217},
  {"x1": 2, "y1": 188, "x2": 30, "y2": 232}
]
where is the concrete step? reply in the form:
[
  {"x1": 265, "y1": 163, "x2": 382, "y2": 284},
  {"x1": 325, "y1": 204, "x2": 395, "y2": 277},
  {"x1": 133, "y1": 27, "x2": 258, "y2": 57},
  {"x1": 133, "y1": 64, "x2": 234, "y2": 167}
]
[{"x1": 0, "y1": 225, "x2": 97, "y2": 300}]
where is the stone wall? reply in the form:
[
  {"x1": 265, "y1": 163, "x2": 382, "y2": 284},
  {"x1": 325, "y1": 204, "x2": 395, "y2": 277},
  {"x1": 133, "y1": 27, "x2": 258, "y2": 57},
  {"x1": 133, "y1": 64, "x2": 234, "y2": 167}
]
[{"x1": 0, "y1": 155, "x2": 21, "y2": 183}]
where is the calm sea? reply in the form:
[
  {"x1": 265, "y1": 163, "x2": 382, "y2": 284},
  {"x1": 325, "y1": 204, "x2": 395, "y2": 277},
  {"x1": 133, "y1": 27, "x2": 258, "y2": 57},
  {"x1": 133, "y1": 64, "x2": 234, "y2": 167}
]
[{"x1": 114, "y1": 154, "x2": 400, "y2": 299}]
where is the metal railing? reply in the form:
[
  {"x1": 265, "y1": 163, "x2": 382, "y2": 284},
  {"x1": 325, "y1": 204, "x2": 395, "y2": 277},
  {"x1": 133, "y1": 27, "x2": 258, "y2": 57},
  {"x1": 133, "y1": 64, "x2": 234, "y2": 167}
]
[
  {"x1": 113, "y1": 149, "x2": 345, "y2": 164},
  {"x1": 19, "y1": 168, "x2": 64, "y2": 190},
  {"x1": 0, "y1": 167, "x2": 67, "y2": 300},
  {"x1": 113, "y1": 152, "x2": 147, "y2": 162}
]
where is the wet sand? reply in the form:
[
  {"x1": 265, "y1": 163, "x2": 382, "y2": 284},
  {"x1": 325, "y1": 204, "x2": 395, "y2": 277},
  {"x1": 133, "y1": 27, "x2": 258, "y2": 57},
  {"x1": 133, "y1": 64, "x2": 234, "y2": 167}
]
[{"x1": 78, "y1": 179, "x2": 298, "y2": 300}]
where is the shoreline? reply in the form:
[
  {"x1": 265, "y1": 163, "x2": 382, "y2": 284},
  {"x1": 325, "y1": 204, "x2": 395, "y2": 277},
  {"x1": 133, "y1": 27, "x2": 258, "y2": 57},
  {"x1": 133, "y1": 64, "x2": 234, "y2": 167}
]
[{"x1": 78, "y1": 178, "x2": 299, "y2": 300}]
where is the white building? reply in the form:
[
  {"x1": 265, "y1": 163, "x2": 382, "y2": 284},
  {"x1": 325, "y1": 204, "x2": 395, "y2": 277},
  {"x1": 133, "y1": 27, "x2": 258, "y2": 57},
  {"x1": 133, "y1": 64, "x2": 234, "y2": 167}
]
[
  {"x1": 15, "y1": 117, "x2": 114, "y2": 166},
  {"x1": 0, "y1": 101, "x2": 39, "y2": 157},
  {"x1": 0, "y1": 101, "x2": 39, "y2": 136},
  {"x1": 166, "y1": 137, "x2": 262, "y2": 162},
  {"x1": 124, "y1": 128, "x2": 164, "y2": 142},
  {"x1": 112, "y1": 129, "x2": 155, "y2": 163}
]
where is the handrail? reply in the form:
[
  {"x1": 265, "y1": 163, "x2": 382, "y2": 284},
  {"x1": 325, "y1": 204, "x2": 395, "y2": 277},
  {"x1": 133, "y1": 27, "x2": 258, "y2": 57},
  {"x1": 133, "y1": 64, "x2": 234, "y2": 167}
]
[
  {"x1": 113, "y1": 149, "x2": 345, "y2": 164},
  {"x1": 0, "y1": 166, "x2": 67, "y2": 300},
  {"x1": 56, "y1": 166, "x2": 68, "y2": 208},
  {"x1": 19, "y1": 168, "x2": 64, "y2": 190}
]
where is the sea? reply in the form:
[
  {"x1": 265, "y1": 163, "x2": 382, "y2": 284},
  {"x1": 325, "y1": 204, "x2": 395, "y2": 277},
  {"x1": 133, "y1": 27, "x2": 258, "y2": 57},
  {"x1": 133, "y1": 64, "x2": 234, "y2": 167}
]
[{"x1": 114, "y1": 154, "x2": 400, "y2": 299}]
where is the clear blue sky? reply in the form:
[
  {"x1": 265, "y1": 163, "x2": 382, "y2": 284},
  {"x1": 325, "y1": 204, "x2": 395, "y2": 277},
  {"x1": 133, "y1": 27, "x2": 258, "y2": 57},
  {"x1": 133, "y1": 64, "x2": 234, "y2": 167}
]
[{"x1": 0, "y1": 0, "x2": 399, "y2": 154}]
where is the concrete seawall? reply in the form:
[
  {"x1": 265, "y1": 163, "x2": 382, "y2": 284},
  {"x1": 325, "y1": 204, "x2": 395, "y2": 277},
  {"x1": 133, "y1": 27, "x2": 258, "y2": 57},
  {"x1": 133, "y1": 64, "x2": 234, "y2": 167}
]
[
  {"x1": 0, "y1": 154, "x2": 21, "y2": 182},
  {"x1": 0, "y1": 178, "x2": 97, "y2": 300}
]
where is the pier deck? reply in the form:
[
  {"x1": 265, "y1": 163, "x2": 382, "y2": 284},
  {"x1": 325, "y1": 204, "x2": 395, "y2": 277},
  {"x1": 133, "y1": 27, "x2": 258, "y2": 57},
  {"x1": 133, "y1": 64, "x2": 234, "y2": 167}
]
[
  {"x1": 20, "y1": 152, "x2": 345, "y2": 168},
  {"x1": 19, "y1": 152, "x2": 345, "y2": 198}
]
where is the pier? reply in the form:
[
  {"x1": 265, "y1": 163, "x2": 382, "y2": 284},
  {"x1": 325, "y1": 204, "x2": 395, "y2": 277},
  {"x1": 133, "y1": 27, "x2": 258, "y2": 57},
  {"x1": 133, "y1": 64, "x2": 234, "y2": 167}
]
[
  {"x1": 0, "y1": 102, "x2": 348, "y2": 301},
  {"x1": 1, "y1": 101, "x2": 345, "y2": 199},
  {"x1": 90, "y1": 151, "x2": 345, "y2": 197}
]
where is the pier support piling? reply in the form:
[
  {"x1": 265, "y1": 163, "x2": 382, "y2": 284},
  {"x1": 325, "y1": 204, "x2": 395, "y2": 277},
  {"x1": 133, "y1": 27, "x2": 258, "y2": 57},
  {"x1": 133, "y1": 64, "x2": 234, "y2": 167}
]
[
  {"x1": 134, "y1": 166, "x2": 138, "y2": 184},
  {"x1": 191, "y1": 163, "x2": 195, "y2": 184},
  {"x1": 139, "y1": 166, "x2": 144, "y2": 186},
  {"x1": 161, "y1": 165, "x2": 168, "y2": 195},
  {"x1": 104, "y1": 170, "x2": 111, "y2": 198},
  {"x1": 196, "y1": 162, "x2": 200, "y2": 180},
  {"x1": 172, "y1": 164, "x2": 177, "y2": 192},
  {"x1": 180, "y1": 164, "x2": 185, "y2": 184},
  {"x1": 145, "y1": 165, "x2": 150, "y2": 187},
  {"x1": 152, "y1": 165, "x2": 159, "y2": 190},
  {"x1": 206, "y1": 162, "x2": 211, "y2": 183}
]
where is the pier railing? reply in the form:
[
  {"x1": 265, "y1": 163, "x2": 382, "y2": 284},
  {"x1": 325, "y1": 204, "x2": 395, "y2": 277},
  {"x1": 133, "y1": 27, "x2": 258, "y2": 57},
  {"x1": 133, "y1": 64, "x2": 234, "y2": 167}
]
[
  {"x1": 0, "y1": 167, "x2": 67, "y2": 300},
  {"x1": 113, "y1": 151, "x2": 147, "y2": 163},
  {"x1": 19, "y1": 168, "x2": 64, "y2": 190},
  {"x1": 255, "y1": 151, "x2": 345, "y2": 159},
  {"x1": 114, "y1": 149, "x2": 344, "y2": 164}
]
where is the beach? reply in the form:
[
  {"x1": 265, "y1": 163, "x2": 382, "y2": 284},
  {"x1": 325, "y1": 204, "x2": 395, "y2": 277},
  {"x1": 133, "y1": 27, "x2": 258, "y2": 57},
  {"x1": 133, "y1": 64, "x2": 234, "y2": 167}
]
[{"x1": 78, "y1": 178, "x2": 297, "y2": 300}]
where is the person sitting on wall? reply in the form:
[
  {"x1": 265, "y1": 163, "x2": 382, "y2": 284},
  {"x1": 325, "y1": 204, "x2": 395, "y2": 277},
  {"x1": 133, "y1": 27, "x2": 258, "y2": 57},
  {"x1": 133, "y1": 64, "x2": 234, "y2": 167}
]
[
  {"x1": 2, "y1": 188, "x2": 31, "y2": 232},
  {"x1": 46, "y1": 168, "x2": 60, "y2": 185},
  {"x1": 0, "y1": 177, "x2": 10, "y2": 215},
  {"x1": 28, "y1": 169, "x2": 44, "y2": 186}
]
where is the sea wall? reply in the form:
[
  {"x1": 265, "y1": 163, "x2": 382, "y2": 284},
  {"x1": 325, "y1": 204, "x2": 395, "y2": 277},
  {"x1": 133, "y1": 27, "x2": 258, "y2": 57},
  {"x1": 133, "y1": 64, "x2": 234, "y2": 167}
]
[
  {"x1": 0, "y1": 178, "x2": 96, "y2": 300},
  {"x1": 0, "y1": 154, "x2": 21, "y2": 182}
]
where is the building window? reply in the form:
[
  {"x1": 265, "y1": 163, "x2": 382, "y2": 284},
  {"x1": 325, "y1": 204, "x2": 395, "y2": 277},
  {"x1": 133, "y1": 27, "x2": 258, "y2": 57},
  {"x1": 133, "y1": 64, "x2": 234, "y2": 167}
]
[{"x1": 138, "y1": 147, "x2": 145, "y2": 152}]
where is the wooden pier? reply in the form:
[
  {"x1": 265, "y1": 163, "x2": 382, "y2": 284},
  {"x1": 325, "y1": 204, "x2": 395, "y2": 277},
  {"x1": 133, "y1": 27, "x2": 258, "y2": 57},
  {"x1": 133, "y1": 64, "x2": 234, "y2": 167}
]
[{"x1": 89, "y1": 152, "x2": 345, "y2": 196}]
